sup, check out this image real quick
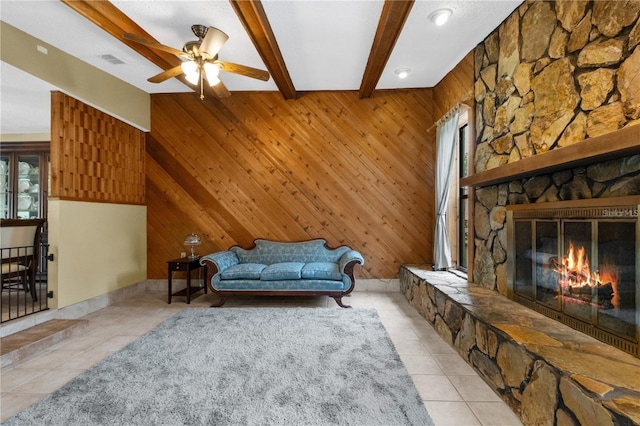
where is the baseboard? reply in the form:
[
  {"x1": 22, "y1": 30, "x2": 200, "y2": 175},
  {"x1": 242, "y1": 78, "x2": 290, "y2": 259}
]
[{"x1": 353, "y1": 278, "x2": 400, "y2": 292}]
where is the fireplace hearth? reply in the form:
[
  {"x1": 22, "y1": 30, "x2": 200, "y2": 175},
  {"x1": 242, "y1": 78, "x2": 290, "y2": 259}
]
[{"x1": 507, "y1": 197, "x2": 639, "y2": 358}]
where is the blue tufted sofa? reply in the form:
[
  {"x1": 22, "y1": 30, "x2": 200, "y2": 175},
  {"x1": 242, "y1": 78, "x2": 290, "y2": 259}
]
[{"x1": 199, "y1": 239, "x2": 364, "y2": 307}]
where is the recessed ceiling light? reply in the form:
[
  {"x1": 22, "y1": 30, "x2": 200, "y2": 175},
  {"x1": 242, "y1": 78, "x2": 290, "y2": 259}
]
[
  {"x1": 395, "y1": 68, "x2": 411, "y2": 79},
  {"x1": 429, "y1": 8, "x2": 452, "y2": 26}
]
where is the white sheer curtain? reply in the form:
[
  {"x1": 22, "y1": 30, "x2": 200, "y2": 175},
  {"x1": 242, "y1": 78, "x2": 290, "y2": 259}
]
[{"x1": 433, "y1": 106, "x2": 460, "y2": 270}]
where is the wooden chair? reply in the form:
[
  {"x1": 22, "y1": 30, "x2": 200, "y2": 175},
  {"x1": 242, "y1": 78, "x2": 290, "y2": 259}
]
[{"x1": 1, "y1": 219, "x2": 45, "y2": 302}]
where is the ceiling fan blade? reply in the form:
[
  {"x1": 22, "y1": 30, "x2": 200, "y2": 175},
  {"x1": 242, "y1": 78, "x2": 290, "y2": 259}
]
[
  {"x1": 148, "y1": 65, "x2": 184, "y2": 83},
  {"x1": 123, "y1": 33, "x2": 187, "y2": 58},
  {"x1": 211, "y1": 80, "x2": 231, "y2": 98},
  {"x1": 216, "y1": 61, "x2": 270, "y2": 81},
  {"x1": 200, "y1": 27, "x2": 229, "y2": 59}
]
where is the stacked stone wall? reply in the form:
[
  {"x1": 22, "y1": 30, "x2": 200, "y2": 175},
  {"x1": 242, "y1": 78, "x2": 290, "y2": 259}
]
[
  {"x1": 400, "y1": 266, "x2": 640, "y2": 425},
  {"x1": 473, "y1": 0, "x2": 640, "y2": 291}
]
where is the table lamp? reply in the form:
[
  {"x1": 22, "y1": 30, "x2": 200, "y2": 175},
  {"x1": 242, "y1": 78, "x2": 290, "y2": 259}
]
[{"x1": 183, "y1": 233, "x2": 202, "y2": 258}]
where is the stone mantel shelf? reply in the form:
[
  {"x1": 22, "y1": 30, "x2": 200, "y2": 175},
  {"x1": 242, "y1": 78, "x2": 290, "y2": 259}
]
[{"x1": 460, "y1": 124, "x2": 640, "y2": 188}]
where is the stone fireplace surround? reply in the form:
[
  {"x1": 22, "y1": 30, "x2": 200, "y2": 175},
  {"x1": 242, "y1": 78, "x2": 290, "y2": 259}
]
[
  {"x1": 400, "y1": 265, "x2": 640, "y2": 425},
  {"x1": 446, "y1": 2, "x2": 640, "y2": 422},
  {"x1": 450, "y1": 140, "x2": 640, "y2": 424},
  {"x1": 447, "y1": 130, "x2": 640, "y2": 424}
]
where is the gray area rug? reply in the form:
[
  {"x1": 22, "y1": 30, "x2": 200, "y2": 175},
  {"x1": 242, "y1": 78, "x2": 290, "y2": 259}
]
[{"x1": 6, "y1": 308, "x2": 433, "y2": 425}]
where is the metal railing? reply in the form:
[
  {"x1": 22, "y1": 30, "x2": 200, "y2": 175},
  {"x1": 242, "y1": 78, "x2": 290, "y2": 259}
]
[{"x1": 1, "y1": 243, "x2": 49, "y2": 323}]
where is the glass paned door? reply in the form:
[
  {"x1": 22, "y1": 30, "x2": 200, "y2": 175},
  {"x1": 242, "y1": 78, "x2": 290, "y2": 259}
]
[
  {"x1": 514, "y1": 220, "x2": 533, "y2": 299},
  {"x1": 16, "y1": 155, "x2": 41, "y2": 219},
  {"x1": 535, "y1": 220, "x2": 560, "y2": 309},
  {"x1": 597, "y1": 221, "x2": 636, "y2": 341},
  {"x1": 561, "y1": 221, "x2": 593, "y2": 322},
  {"x1": 0, "y1": 155, "x2": 9, "y2": 218},
  {"x1": 458, "y1": 123, "x2": 469, "y2": 271}
]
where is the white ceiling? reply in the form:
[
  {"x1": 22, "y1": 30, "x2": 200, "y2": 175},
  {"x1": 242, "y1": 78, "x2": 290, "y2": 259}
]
[{"x1": 0, "y1": 0, "x2": 521, "y2": 135}]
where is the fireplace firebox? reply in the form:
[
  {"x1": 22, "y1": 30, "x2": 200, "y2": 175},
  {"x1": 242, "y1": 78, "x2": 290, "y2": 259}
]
[{"x1": 507, "y1": 197, "x2": 640, "y2": 358}]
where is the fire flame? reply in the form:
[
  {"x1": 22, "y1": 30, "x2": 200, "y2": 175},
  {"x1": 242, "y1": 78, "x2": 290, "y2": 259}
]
[
  {"x1": 553, "y1": 241, "x2": 618, "y2": 309},
  {"x1": 562, "y1": 242, "x2": 592, "y2": 284}
]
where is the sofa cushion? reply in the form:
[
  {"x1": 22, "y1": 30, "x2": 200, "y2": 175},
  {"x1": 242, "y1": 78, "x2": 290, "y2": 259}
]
[
  {"x1": 301, "y1": 262, "x2": 343, "y2": 281},
  {"x1": 220, "y1": 263, "x2": 267, "y2": 280},
  {"x1": 260, "y1": 262, "x2": 305, "y2": 281},
  {"x1": 214, "y1": 279, "x2": 347, "y2": 292},
  {"x1": 231, "y1": 239, "x2": 350, "y2": 265}
]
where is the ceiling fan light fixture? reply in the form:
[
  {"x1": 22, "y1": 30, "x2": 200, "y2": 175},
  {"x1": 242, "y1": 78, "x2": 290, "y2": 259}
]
[
  {"x1": 181, "y1": 60, "x2": 200, "y2": 85},
  {"x1": 395, "y1": 68, "x2": 411, "y2": 79},
  {"x1": 206, "y1": 76, "x2": 221, "y2": 87},
  {"x1": 429, "y1": 8, "x2": 452, "y2": 26},
  {"x1": 185, "y1": 70, "x2": 200, "y2": 85},
  {"x1": 203, "y1": 62, "x2": 220, "y2": 86},
  {"x1": 124, "y1": 24, "x2": 268, "y2": 100},
  {"x1": 181, "y1": 60, "x2": 198, "y2": 75}
]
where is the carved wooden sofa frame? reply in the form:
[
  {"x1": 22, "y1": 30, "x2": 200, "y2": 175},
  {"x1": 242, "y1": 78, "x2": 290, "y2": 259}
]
[{"x1": 200, "y1": 239, "x2": 364, "y2": 308}]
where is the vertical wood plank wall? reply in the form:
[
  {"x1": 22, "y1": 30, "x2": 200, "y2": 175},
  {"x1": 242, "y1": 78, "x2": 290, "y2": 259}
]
[
  {"x1": 50, "y1": 91, "x2": 145, "y2": 204},
  {"x1": 147, "y1": 90, "x2": 435, "y2": 279}
]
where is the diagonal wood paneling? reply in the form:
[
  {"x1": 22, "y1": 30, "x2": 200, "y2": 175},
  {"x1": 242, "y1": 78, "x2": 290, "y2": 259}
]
[
  {"x1": 433, "y1": 51, "x2": 475, "y2": 119},
  {"x1": 147, "y1": 90, "x2": 435, "y2": 279}
]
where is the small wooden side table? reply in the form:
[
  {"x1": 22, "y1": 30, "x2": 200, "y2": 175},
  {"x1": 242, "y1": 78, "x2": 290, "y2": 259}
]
[{"x1": 167, "y1": 257, "x2": 207, "y2": 304}]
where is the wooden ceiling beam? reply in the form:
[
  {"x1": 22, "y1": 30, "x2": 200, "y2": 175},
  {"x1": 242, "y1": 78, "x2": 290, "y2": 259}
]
[
  {"x1": 229, "y1": 0, "x2": 297, "y2": 100},
  {"x1": 60, "y1": 0, "x2": 218, "y2": 99},
  {"x1": 359, "y1": 0, "x2": 414, "y2": 99}
]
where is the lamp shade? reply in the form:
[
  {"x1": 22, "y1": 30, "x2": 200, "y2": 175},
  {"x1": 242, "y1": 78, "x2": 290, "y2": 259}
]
[
  {"x1": 181, "y1": 60, "x2": 198, "y2": 75},
  {"x1": 185, "y1": 70, "x2": 200, "y2": 85},
  {"x1": 181, "y1": 61, "x2": 200, "y2": 85},
  {"x1": 203, "y1": 62, "x2": 221, "y2": 86},
  {"x1": 183, "y1": 233, "x2": 202, "y2": 246},
  {"x1": 183, "y1": 233, "x2": 202, "y2": 258}
]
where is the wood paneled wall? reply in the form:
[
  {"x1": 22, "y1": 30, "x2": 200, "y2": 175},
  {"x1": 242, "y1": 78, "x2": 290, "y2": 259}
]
[
  {"x1": 50, "y1": 91, "x2": 145, "y2": 204},
  {"x1": 147, "y1": 90, "x2": 435, "y2": 278},
  {"x1": 433, "y1": 52, "x2": 475, "y2": 120},
  {"x1": 427, "y1": 51, "x2": 476, "y2": 170}
]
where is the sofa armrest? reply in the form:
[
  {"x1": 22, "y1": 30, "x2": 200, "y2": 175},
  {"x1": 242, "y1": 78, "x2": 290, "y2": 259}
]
[
  {"x1": 339, "y1": 250, "x2": 364, "y2": 275},
  {"x1": 200, "y1": 251, "x2": 239, "y2": 274},
  {"x1": 338, "y1": 250, "x2": 364, "y2": 295}
]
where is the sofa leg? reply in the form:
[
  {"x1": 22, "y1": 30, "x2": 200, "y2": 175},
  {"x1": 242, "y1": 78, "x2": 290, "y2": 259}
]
[
  {"x1": 209, "y1": 293, "x2": 227, "y2": 307},
  {"x1": 332, "y1": 296, "x2": 351, "y2": 308}
]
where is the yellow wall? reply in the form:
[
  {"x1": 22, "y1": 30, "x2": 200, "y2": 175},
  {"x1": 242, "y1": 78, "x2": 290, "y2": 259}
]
[
  {"x1": 47, "y1": 200, "x2": 146, "y2": 309},
  {"x1": 0, "y1": 133, "x2": 49, "y2": 142},
  {"x1": 0, "y1": 21, "x2": 150, "y2": 131}
]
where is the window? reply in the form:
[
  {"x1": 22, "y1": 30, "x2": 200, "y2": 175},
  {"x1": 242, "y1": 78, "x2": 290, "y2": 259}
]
[{"x1": 458, "y1": 122, "x2": 469, "y2": 271}]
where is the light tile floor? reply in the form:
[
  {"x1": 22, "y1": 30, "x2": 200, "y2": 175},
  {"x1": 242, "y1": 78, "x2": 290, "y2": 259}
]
[{"x1": 1, "y1": 291, "x2": 523, "y2": 425}]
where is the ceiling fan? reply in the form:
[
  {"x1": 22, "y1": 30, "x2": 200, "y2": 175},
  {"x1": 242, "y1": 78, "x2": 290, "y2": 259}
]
[{"x1": 123, "y1": 25, "x2": 270, "y2": 100}]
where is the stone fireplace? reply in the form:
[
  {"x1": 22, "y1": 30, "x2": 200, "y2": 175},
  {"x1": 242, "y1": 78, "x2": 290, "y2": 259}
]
[
  {"x1": 414, "y1": 2, "x2": 640, "y2": 423},
  {"x1": 507, "y1": 197, "x2": 639, "y2": 358}
]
